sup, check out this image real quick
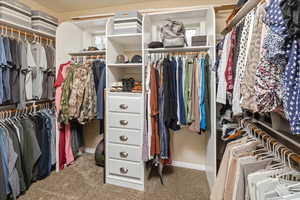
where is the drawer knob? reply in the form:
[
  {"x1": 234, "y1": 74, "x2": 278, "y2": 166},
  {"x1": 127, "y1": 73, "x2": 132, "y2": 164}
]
[
  {"x1": 120, "y1": 120, "x2": 128, "y2": 126},
  {"x1": 120, "y1": 104, "x2": 128, "y2": 110},
  {"x1": 120, "y1": 152, "x2": 128, "y2": 158},
  {"x1": 120, "y1": 135, "x2": 128, "y2": 142},
  {"x1": 120, "y1": 167, "x2": 128, "y2": 174}
]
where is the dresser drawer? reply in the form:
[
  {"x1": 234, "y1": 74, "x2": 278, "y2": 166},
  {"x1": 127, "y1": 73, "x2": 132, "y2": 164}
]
[
  {"x1": 108, "y1": 128, "x2": 141, "y2": 146},
  {"x1": 108, "y1": 113, "x2": 141, "y2": 130},
  {"x1": 108, "y1": 144, "x2": 141, "y2": 162},
  {"x1": 108, "y1": 159, "x2": 142, "y2": 179},
  {"x1": 108, "y1": 96, "x2": 142, "y2": 114}
]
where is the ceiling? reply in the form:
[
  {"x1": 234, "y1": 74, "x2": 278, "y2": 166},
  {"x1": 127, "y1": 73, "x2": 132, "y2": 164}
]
[{"x1": 30, "y1": 0, "x2": 150, "y2": 12}]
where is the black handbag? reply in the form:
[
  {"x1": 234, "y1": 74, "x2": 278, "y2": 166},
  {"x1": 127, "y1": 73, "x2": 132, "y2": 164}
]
[{"x1": 95, "y1": 138, "x2": 105, "y2": 167}]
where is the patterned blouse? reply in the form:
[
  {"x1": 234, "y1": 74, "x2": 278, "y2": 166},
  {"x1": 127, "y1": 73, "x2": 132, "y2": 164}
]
[{"x1": 265, "y1": 0, "x2": 300, "y2": 134}]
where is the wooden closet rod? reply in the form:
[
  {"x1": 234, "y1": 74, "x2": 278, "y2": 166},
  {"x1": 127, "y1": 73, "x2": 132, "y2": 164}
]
[
  {"x1": 221, "y1": 0, "x2": 262, "y2": 35},
  {"x1": 242, "y1": 120, "x2": 300, "y2": 167},
  {"x1": 0, "y1": 25, "x2": 55, "y2": 42}
]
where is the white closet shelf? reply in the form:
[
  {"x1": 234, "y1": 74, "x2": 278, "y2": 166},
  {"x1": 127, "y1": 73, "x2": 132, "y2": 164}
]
[
  {"x1": 145, "y1": 46, "x2": 213, "y2": 53},
  {"x1": 0, "y1": 19, "x2": 56, "y2": 38},
  {"x1": 69, "y1": 50, "x2": 106, "y2": 56},
  {"x1": 107, "y1": 63, "x2": 142, "y2": 68},
  {"x1": 108, "y1": 91, "x2": 143, "y2": 97},
  {"x1": 107, "y1": 33, "x2": 142, "y2": 46}
]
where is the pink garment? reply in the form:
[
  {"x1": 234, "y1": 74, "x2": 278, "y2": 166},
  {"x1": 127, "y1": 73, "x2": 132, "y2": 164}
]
[
  {"x1": 55, "y1": 61, "x2": 74, "y2": 170},
  {"x1": 65, "y1": 124, "x2": 74, "y2": 165},
  {"x1": 55, "y1": 61, "x2": 71, "y2": 114}
]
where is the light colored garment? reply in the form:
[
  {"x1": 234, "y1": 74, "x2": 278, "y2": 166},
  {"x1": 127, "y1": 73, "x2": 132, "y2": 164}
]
[
  {"x1": 247, "y1": 169, "x2": 284, "y2": 200},
  {"x1": 224, "y1": 140, "x2": 259, "y2": 200},
  {"x1": 25, "y1": 42, "x2": 36, "y2": 100},
  {"x1": 256, "y1": 178, "x2": 279, "y2": 200},
  {"x1": 240, "y1": 4, "x2": 265, "y2": 112},
  {"x1": 234, "y1": 157, "x2": 273, "y2": 200},
  {"x1": 232, "y1": 10, "x2": 255, "y2": 115},
  {"x1": 210, "y1": 139, "x2": 243, "y2": 200},
  {"x1": 216, "y1": 33, "x2": 231, "y2": 104},
  {"x1": 31, "y1": 43, "x2": 48, "y2": 99}
]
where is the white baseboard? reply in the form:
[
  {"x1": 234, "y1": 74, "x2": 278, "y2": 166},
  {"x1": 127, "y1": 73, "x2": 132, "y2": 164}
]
[
  {"x1": 84, "y1": 147, "x2": 96, "y2": 154},
  {"x1": 172, "y1": 161, "x2": 206, "y2": 171}
]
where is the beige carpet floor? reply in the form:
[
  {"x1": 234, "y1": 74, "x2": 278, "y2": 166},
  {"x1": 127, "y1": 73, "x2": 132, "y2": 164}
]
[{"x1": 18, "y1": 154, "x2": 210, "y2": 200}]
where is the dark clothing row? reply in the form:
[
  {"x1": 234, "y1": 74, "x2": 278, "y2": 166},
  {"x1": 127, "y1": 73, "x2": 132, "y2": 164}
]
[{"x1": 0, "y1": 109, "x2": 56, "y2": 200}]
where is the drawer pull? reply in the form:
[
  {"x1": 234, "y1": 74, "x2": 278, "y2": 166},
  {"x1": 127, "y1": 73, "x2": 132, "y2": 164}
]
[
  {"x1": 120, "y1": 104, "x2": 128, "y2": 110},
  {"x1": 120, "y1": 167, "x2": 128, "y2": 174},
  {"x1": 120, "y1": 120, "x2": 128, "y2": 126},
  {"x1": 120, "y1": 152, "x2": 128, "y2": 158},
  {"x1": 120, "y1": 135, "x2": 128, "y2": 142}
]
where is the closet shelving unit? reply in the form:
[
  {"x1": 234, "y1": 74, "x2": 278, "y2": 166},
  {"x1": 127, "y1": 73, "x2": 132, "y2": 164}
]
[
  {"x1": 105, "y1": 16, "x2": 145, "y2": 191},
  {"x1": 0, "y1": 18, "x2": 56, "y2": 38},
  {"x1": 104, "y1": 7, "x2": 217, "y2": 191},
  {"x1": 143, "y1": 7, "x2": 216, "y2": 189},
  {"x1": 57, "y1": 7, "x2": 217, "y2": 191},
  {"x1": 56, "y1": 18, "x2": 108, "y2": 172}
]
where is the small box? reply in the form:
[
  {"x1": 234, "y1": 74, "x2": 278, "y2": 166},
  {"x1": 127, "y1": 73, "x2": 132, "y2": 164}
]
[
  {"x1": 0, "y1": 0, "x2": 32, "y2": 29},
  {"x1": 192, "y1": 35, "x2": 207, "y2": 46},
  {"x1": 113, "y1": 10, "x2": 142, "y2": 35},
  {"x1": 31, "y1": 10, "x2": 58, "y2": 36},
  {"x1": 114, "y1": 10, "x2": 142, "y2": 24}
]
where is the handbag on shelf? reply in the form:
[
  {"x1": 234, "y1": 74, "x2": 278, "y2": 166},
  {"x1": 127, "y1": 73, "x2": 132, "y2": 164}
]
[{"x1": 160, "y1": 20, "x2": 187, "y2": 48}]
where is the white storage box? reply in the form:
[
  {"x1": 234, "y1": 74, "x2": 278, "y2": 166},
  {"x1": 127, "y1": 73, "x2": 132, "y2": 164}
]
[
  {"x1": 0, "y1": 0, "x2": 32, "y2": 29},
  {"x1": 113, "y1": 10, "x2": 142, "y2": 35},
  {"x1": 31, "y1": 10, "x2": 58, "y2": 36}
]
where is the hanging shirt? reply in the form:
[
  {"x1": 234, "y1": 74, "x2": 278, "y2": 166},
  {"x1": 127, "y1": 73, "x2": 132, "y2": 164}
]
[
  {"x1": 0, "y1": 37, "x2": 7, "y2": 104},
  {"x1": 150, "y1": 63, "x2": 160, "y2": 156},
  {"x1": 232, "y1": 10, "x2": 255, "y2": 115},
  {"x1": 216, "y1": 33, "x2": 231, "y2": 104},
  {"x1": 31, "y1": 43, "x2": 48, "y2": 99},
  {"x1": 177, "y1": 57, "x2": 186, "y2": 125},
  {"x1": 3, "y1": 37, "x2": 12, "y2": 102},
  {"x1": 18, "y1": 40, "x2": 28, "y2": 109},
  {"x1": 26, "y1": 42, "x2": 36, "y2": 100},
  {"x1": 240, "y1": 4, "x2": 265, "y2": 112},
  {"x1": 184, "y1": 59, "x2": 194, "y2": 124}
]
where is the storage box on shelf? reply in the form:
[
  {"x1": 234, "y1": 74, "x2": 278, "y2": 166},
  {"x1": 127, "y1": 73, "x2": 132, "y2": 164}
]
[
  {"x1": 31, "y1": 10, "x2": 58, "y2": 37},
  {"x1": 113, "y1": 11, "x2": 142, "y2": 35},
  {"x1": 0, "y1": 0, "x2": 32, "y2": 29},
  {"x1": 192, "y1": 35, "x2": 208, "y2": 46}
]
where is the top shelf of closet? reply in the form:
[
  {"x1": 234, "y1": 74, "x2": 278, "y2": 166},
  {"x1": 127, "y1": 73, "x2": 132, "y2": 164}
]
[
  {"x1": 221, "y1": 0, "x2": 262, "y2": 35},
  {"x1": 145, "y1": 46, "x2": 213, "y2": 53},
  {"x1": 0, "y1": 18, "x2": 56, "y2": 39},
  {"x1": 107, "y1": 33, "x2": 142, "y2": 46},
  {"x1": 69, "y1": 50, "x2": 106, "y2": 56}
]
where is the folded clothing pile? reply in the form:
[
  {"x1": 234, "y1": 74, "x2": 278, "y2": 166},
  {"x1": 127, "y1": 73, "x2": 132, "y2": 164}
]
[{"x1": 110, "y1": 78, "x2": 142, "y2": 93}]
